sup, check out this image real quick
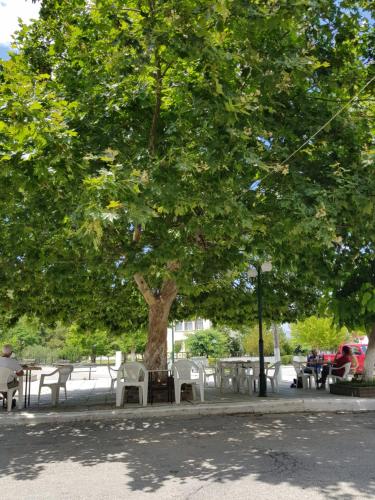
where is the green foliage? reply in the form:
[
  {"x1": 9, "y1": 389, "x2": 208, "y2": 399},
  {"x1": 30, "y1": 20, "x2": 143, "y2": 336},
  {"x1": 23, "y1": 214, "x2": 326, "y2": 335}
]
[
  {"x1": 186, "y1": 329, "x2": 229, "y2": 358},
  {"x1": 242, "y1": 326, "x2": 275, "y2": 356},
  {"x1": 228, "y1": 336, "x2": 243, "y2": 357},
  {"x1": 0, "y1": 316, "x2": 43, "y2": 352},
  {"x1": 173, "y1": 341, "x2": 183, "y2": 354},
  {"x1": 0, "y1": 0, "x2": 373, "y2": 363},
  {"x1": 20, "y1": 344, "x2": 63, "y2": 364},
  {"x1": 280, "y1": 355, "x2": 294, "y2": 365},
  {"x1": 290, "y1": 316, "x2": 349, "y2": 351},
  {"x1": 113, "y1": 329, "x2": 148, "y2": 354},
  {"x1": 241, "y1": 325, "x2": 291, "y2": 357},
  {"x1": 65, "y1": 325, "x2": 112, "y2": 360}
]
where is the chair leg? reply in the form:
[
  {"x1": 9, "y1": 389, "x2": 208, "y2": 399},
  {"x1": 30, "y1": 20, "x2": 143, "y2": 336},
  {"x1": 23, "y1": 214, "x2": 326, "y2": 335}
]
[
  {"x1": 199, "y1": 383, "x2": 204, "y2": 402},
  {"x1": 138, "y1": 387, "x2": 143, "y2": 405},
  {"x1": 192, "y1": 384, "x2": 196, "y2": 400},
  {"x1": 247, "y1": 376, "x2": 253, "y2": 395},
  {"x1": 51, "y1": 387, "x2": 58, "y2": 406},
  {"x1": 38, "y1": 385, "x2": 42, "y2": 407},
  {"x1": 174, "y1": 381, "x2": 181, "y2": 404},
  {"x1": 116, "y1": 386, "x2": 124, "y2": 407},
  {"x1": 142, "y1": 386, "x2": 147, "y2": 406},
  {"x1": 7, "y1": 390, "x2": 15, "y2": 412},
  {"x1": 270, "y1": 378, "x2": 275, "y2": 393},
  {"x1": 64, "y1": 385, "x2": 67, "y2": 400}
]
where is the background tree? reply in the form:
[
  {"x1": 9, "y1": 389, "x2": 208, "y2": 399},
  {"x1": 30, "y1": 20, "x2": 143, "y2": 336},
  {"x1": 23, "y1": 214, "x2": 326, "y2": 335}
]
[
  {"x1": 290, "y1": 316, "x2": 350, "y2": 352},
  {"x1": 112, "y1": 329, "x2": 148, "y2": 356},
  {"x1": 185, "y1": 329, "x2": 229, "y2": 359},
  {"x1": 0, "y1": 315, "x2": 42, "y2": 352},
  {"x1": 241, "y1": 325, "x2": 291, "y2": 357}
]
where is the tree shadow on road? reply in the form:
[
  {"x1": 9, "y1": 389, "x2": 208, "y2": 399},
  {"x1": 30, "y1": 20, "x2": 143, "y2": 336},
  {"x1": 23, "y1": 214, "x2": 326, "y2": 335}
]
[{"x1": 0, "y1": 413, "x2": 374, "y2": 499}]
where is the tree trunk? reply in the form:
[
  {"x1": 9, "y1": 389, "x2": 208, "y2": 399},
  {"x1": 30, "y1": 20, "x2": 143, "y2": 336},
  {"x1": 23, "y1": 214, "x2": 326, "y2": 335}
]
[
  {"x1": 134, "y1": 273, "x2": 177, "y2": 370},
  {"x1": 143, "y1": 301, "x2": 170, "y2": 370},
  {"x1": 363, "y1": 322, "x2": 375, "y2": 381}
]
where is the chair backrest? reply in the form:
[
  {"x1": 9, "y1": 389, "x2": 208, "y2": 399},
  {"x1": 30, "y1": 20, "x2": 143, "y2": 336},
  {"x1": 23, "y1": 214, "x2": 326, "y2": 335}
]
[
  {"x1": 108, "y1": 365, "x2": 117, "y2": 380},
  {"x1": 342, "y1": 362, "x2": 352, "y2": 379},
  {"x1": 190, "y1": 357, "x2": 209, "y2": 368},
  {"x1": 173, "y1": 359, "x2": 202, "y2": 380},
  {"x1": 293, "y1": 361, "x2": 303, "y2": 376},
  {"x1": 0, "y1": 367, "x2": 14, "y2": 391},
  {"x1": 250, "y1": 361, "x2": 261, "y2": 378},
  {"x1": 119, "y1": 362, "x2": 147, "y2": 382},
  {"x1": 269, "y1": 361, "x2": 281, "y2": 377},
  {"x1": 57, "y1": 365, "x2": 74, "y2": 384}
]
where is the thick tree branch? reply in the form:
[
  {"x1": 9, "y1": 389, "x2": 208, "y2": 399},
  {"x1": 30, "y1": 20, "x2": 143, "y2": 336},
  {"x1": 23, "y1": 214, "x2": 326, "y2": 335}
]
[
  {"x1": 134, "y1": 273, "x2": 156, "y2": 306},
  {"x1": 148, "y1": 48, "x2": 162, "y2": 155},
  {"x1": 133, "y1": 223, "x2": 142, "y2": 242},
  {"x1": 160, "y1": 279, "x2": 178, "y2": 304}
]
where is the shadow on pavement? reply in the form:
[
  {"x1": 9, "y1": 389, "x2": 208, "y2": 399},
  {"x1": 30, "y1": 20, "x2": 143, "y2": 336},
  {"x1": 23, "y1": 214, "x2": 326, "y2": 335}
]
[{"x1": 0, "y1": 412, "x2": 374, "y2": 499}]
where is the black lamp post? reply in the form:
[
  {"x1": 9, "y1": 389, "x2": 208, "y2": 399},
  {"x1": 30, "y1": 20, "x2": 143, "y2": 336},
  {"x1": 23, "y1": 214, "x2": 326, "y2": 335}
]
[{"x1": 248, "y1": 261, "x2": 272, "y2": 397}]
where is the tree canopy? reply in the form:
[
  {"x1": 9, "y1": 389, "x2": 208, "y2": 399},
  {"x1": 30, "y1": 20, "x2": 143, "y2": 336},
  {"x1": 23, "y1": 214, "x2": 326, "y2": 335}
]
[{"x1": 1, "y1": 0, "x2": 373, "y2": 368}]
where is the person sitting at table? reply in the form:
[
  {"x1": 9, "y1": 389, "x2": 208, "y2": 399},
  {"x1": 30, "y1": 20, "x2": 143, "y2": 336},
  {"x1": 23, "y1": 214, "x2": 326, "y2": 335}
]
[
  {"x1": 318, "y1": 345, "x2": 358, "y2": 389},
  {"x1": 304, "y1": 349, "x2": 322, "y2": 375},
  {"x1": 0, "y1": 344, "x2": 24, "y2": 407}
]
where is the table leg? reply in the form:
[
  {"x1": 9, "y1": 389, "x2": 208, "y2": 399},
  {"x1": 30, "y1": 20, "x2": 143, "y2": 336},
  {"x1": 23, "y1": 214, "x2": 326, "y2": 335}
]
[
  {"x1": 235, "y1": 365, "x2": 240, "y2": 392},
  {"x1": 28, "y1": 371, "x2": 31, "y2": 406},
  {"x1": 18, "y1": 376, "x2": 24, "y2": 410},
  {"x1": 148, "y1": 372, "x2": 153, "y2": 405},
  {"x1": 24, "y1": 370, "x2": 29, "y2": 408},
  {"x1": 167, "y1": 375, "x2": 172, "y2": 403}
]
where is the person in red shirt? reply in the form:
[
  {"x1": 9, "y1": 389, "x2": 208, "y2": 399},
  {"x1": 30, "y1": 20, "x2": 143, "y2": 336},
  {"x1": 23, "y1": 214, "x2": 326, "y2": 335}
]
[{"x1": 318, "y1": 345, "x2": 358, "y2": 389}]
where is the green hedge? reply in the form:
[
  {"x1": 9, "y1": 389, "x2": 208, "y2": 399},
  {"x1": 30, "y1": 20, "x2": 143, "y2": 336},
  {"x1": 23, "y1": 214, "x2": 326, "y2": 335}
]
[
  {"x1": 280, "y1": 355, "x2": 294, "y2": 365},
  {"x1": 20, "y1": 344, "x2": 82, "y2": 364}
]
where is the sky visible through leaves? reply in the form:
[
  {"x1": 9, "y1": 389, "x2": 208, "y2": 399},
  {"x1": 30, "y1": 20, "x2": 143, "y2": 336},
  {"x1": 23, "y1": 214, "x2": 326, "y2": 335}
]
[{"x1": 0, "y1": 0, "x2": 40, "y2": 59}]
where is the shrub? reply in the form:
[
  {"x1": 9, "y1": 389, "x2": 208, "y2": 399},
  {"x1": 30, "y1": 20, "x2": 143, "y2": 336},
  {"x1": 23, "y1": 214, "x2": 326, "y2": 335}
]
[
  {"x1": 280, "y1": 354, "x2": 294, "y2": 365},
  {"x1": 174, "y1": 341, "x2": 183, "y2": 354},
  {"x1": 20, "y1": 345, "x2": 61, "y2": 364},
  {"x1": 186, "y1": 329, "x2": 229, "y2": 358}
]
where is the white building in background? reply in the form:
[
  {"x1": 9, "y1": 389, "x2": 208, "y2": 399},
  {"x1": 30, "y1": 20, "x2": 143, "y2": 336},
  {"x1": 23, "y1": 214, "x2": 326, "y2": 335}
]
[{"x1": 167, "y1": 319, "x2": 212, "y2": 356}]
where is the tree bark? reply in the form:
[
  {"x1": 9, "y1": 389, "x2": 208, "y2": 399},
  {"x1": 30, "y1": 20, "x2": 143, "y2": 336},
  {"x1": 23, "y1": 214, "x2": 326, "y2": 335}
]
[
  {"x1": 363, "y1": 322, "x2": 375, "y2": 381},
  {"x1": 134, "y1": 274, "x2": 177, "y2": 370}
]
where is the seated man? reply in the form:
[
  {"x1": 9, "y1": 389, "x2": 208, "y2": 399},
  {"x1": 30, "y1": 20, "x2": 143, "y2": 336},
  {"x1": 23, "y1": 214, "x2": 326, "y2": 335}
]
[
  {"x1": 318, "y1": 345, "x2": 357, "y2": 389},
  {"x1": 0, "y1": 344, "x2": 24, "y2": 406},
  {"x1": 304, "y1": 349, "x2": 322, "y2": 375}
]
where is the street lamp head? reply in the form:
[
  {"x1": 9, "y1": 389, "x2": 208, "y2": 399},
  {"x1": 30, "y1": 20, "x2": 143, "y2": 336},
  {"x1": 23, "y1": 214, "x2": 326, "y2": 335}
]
[
  {"x1": 261, "y1": 261, "x2": 272, "y2": 273},
  {"x1": 247, "y1": 267, "x2": 258, "y2": 278}
]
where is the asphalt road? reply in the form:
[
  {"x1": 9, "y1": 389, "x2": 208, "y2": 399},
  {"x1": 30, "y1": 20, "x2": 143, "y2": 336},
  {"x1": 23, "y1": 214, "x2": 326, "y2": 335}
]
[{"x1": 1, "y1": 412, "x2": 374, "y2": 499}]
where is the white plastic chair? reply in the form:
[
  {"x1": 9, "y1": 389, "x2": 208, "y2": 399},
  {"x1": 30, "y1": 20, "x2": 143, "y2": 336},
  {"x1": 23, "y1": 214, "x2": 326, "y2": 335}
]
[
  {"x1": 327, "y1": 362, "x2": 352, "y2": 385},
  {"x1": 108, "y1": 365, "x2": 118, "y2": 393},
  {"x1": 190, "y1": 357, "x2": 217, "y2": 386},
  {"x1": 116, "y1": 362, "x2": 148, "y2": 407},
  {"x1": 266, "y1": 361, "x2": 281, "y2": 393},
  {"x1": 244, "y1": 361, "x2": 261, "y2": 394},
  {"x1": 293, "y1": 361, "x2": 317, "y2": 389},
  {"x1": 219, "y1": 362, "x2": 238, "y2": 393},
  {"x1": 38, "y1": 365, "x2": 73, "y2": 406},
  {"x1": 0, "y1": 367, "x2": 20, "y2": 412},
  {"x1": 173, "y1": 359, "x2": 204, "y2": 404}
]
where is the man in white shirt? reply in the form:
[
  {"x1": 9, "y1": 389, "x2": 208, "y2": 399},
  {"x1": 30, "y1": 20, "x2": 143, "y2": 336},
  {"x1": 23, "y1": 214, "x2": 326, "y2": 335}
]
[{"x1": 0, "y1": 344, "x2": 24, "y2": 388}]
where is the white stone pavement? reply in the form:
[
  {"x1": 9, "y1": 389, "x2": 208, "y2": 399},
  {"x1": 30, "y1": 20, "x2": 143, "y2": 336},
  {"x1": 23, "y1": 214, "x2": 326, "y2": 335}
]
[{"x1": 1, "y1": 365, "x2": 375, "y2": 426}]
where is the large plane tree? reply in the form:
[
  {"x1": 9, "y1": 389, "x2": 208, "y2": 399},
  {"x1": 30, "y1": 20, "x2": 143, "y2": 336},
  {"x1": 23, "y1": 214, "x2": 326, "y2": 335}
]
[{"x1": 1, "y1": 0, "x2": 373, "y2": 369}]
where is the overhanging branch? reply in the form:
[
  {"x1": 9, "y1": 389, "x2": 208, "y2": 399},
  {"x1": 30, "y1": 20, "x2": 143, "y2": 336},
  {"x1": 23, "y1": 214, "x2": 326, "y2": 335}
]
[{"x1": 134, "y1": 273, "x2": 156, "y2": 306}]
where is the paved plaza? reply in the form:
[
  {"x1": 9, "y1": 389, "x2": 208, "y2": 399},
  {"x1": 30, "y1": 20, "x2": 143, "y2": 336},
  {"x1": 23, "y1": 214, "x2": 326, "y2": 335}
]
[
  {"x1": 13, "y1": 365, "x2": 335, "y2": 412},
  {"x1": 1, "y1": 412, "x2": 374, "y2": 499}
]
